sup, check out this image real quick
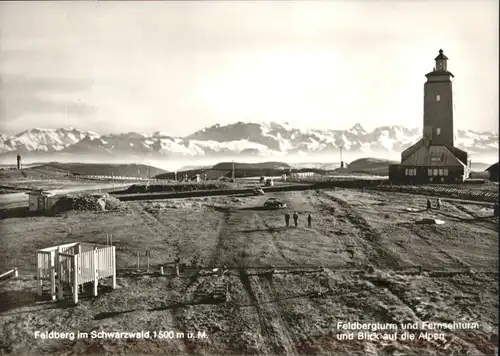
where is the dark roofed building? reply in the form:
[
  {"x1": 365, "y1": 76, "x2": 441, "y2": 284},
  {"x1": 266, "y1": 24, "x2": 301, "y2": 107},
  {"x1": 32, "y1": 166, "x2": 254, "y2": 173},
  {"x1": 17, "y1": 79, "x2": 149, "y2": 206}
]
[
  {"x1": 486, "y1": 162, "x2": 498, "y2": 182},
  {"x1": 389, "y1": 50, "x2": 469, "y2": 184}
]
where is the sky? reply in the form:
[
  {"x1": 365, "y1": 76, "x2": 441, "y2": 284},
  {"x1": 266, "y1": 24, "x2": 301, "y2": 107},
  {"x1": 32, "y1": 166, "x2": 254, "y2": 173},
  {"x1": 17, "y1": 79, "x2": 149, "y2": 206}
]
[{"x1": 0, "y1": 1, "x2": 498, "y2": 136}]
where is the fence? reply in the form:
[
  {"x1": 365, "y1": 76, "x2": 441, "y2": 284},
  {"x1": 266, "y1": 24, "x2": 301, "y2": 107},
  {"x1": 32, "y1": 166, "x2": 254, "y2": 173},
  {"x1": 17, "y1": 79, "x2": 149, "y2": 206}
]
[
  {"x1": 36, "y1": 242, "x2": 116, "y2": 304},
  {"x1": 287, "y1": 173, "x2": 388, "y2": 183},
  {"x1": 79, "y1": 175, "x2": 151, "y2": 181},
  {"x1": 371, "y1": 184, "x2": 499, "y2": 202}
]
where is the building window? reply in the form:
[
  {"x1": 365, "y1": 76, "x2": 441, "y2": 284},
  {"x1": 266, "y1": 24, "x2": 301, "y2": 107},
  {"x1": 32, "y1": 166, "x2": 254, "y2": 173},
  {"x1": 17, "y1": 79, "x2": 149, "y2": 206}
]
[
  {"x1": 405, "y1": 168, "x2": 416, "y2": 176},
  {"x1": 436, "y1": 128, "x2": 441, "y2": 135},
  {"x1": 427, "y1": 168, "x2": 449, "y2": 177},
  {"x1": 436, "y1": 94, "x2": 440, "y2": 102},
  {"x1": 430, "y1": 153, "x2": 443, "y2": 162}
]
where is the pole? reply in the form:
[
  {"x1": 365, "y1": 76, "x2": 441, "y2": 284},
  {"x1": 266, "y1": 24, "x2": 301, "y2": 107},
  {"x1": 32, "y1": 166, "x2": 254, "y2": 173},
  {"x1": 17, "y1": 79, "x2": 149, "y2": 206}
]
[
  {"x1": 93, "y1": 248, "x2": 98, "y2": 297},
  {"x1": 111, "y1": 246, "x2": 117, "y2": 289},
  {"x1": 232, "y1": 161, "x2": 235, "y2": 180},
  {"x1": 137, "y1": 251, "x2": 139, "y2": 270},
  {"x1": 73, "y1": 257, "x2": 78, "y2": 305},
  {"x1": 340, "y1": 146, "x2": 343, "y2": 168}
]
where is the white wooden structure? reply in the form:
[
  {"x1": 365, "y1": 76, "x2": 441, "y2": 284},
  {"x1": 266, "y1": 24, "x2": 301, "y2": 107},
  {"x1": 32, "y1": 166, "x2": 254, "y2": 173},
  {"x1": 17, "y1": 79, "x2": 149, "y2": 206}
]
[{"x1": 37, "y1": 242, "x2": 116, "y2": 304}]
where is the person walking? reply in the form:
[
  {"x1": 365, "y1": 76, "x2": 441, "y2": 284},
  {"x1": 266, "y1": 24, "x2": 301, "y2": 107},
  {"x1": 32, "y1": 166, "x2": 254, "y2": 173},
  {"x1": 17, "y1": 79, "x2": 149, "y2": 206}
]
[
  {"x1": 494, "y1": 202, "x2": 499, "y2": 217},
  {"x1": 285, "y1": 212, "x2": 290, "y2": 227},
  {"x1": 293, "y1": 212, "x2": 299, "y2": 227},
  {"x1": 436, "y1": 198, "x2": 442, "y2": 210},
  {"x1": 426, "y1": 198, "x2": 432, "y2": 211},
  {"x1": 307, "y1": 213, "x2": 312, "y2": 228}
]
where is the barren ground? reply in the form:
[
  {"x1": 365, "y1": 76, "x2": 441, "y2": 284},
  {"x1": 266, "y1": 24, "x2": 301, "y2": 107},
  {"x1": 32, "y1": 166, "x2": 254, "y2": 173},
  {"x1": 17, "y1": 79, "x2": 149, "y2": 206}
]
[{"x1": 0, "y1": 189, "x2": 498, "y2": 355}]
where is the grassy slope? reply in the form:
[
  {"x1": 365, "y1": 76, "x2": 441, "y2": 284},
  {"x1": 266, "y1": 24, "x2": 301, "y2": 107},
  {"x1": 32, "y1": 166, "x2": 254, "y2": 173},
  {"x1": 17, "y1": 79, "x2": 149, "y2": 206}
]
[{"x1": 0, "y1": 162, "x2": 168, "y2": 179}]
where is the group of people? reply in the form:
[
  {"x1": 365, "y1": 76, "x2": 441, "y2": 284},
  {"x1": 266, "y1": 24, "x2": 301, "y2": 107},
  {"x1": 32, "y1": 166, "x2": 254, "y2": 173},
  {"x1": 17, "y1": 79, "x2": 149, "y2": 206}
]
[{"x1": 284, "y1": 212, "x2": 313, "y2": 228}]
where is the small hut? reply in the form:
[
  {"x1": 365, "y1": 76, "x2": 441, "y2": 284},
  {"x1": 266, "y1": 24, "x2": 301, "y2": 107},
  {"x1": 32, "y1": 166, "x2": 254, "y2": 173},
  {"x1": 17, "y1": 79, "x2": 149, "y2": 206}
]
[{"x1": 27, "y1": 190, "x2": 64, "y2": 212}]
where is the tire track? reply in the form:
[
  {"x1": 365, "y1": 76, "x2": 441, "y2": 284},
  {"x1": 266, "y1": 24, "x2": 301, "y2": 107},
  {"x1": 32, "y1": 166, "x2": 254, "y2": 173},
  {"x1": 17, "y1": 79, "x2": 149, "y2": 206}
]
[
  {"x1": 127, "y1": 203, "x2": 187, "y2": 354},
  {"x1": 128, "y1": 202, "x2": 180, "y2": 261},
  {"x1": 238, "y1": 269, "x2": 272, "y2": 354},
  {"x1": 208, "y1": 209, "x2": 231, "y2": 268},
  {"x1": 261, "y1": 273, "x2": 298, "y2": 356},
  {"x1": 238, "y1": 269, "x2": 298, "y2": 355},
  {"x1": 141, "y1": 207, "x2": 181, "y2": 260},
  {"x1": 253, "y1": 212, "x2": 293, "y2": 265},
  {"x1": 407, "y1": 225, "x2": 470, "y2": 269},
  {"x1": 315, "y1": 190, "x2": 403, "y2": 269}
]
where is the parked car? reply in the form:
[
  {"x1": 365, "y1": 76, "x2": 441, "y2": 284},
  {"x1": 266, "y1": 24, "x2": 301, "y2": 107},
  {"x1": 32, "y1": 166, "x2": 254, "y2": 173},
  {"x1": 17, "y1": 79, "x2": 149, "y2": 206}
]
[
  {"x1": 253, "y1": 187, "x2": 265, "y2": 196},
  {"x1": 263, "y1": 197, "x2": 286, "y2": 209}
]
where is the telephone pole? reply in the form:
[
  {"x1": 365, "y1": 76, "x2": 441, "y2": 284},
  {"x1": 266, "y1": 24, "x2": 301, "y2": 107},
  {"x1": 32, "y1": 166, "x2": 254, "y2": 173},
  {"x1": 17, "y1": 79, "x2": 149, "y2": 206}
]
[{"x1": 232, "y1": 161, "x2": 235, "y2": 180}]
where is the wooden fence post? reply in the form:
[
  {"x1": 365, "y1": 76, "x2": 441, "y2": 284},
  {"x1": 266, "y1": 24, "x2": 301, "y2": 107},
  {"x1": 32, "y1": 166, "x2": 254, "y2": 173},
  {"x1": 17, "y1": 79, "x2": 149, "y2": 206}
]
[
  {"x1": 93, "y1": 248, "x2": 98, "y2": 297},
  {"x1": 112, "y1": 246, "x2": 117, "y2": 289},
  {"x1": 73, "y1": 256, "x2": 78, "y2": 305},
  {"x1": 37, "y1": 253, "x2": 42, "y2": 296},
  {"x1": 49, "y1": 252, "x2": 56, "y2": 300},
  {"x1": 57, "y1": 247, "x2": 63, "y2": 300}
]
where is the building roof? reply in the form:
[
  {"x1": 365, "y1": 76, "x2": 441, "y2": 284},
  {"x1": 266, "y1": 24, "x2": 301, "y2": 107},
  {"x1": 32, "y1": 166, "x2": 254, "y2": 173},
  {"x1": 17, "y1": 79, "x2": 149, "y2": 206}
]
[
  {"x1": 425, "y1": 70, "x2": 455, "y2": 78},
  {"x1": 486, "y1": 162, "x2": 498, "y2": 172},
  {"x1": 434, "y1": 49, "x2": 448, "y2": 60},
  {"x1": 26, "y1": 190, "x2": 55, "y2": 196},
  {"x1": 400, "y1": 145, "x2": 466, "y2": 167},
  {"x1": 401, "y1": 139, "x2": 423, "y2": 161}
]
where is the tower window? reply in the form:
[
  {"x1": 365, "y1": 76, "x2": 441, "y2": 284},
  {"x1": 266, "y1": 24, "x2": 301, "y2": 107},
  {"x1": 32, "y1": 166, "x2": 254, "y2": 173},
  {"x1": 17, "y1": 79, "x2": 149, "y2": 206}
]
[
  {"x1": 436, "y1": 95, "x2": 440, "y2": 102},
  {"x1": 436, "y1": 128, "x2": 441, "y2": 135}
]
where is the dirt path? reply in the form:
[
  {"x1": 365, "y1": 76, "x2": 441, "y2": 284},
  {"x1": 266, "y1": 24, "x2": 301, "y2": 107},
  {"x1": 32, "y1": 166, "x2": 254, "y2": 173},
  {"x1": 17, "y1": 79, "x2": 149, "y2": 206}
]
[
  {"x1": 314, "y1": 190, "x2": 404, "y2": 269},
  {"x1": 209, "y1": 208, "x2": 232, "y2": 268},
  {"x1": 238, "y1": 269, "x2": 298, "y2": 355},
  {"x1": 253, "y1": 212, "x2": 294, "y2": 265},
  {"x1": 128, "y1": 202, "x2": 180, "y2": 263}
]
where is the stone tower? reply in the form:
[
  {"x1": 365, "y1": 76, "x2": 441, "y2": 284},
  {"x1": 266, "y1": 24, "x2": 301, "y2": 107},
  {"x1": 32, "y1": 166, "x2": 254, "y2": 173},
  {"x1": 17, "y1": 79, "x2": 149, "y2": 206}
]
[{"x1": 423, "y1": 49, "x2": 454, "y2": 147}]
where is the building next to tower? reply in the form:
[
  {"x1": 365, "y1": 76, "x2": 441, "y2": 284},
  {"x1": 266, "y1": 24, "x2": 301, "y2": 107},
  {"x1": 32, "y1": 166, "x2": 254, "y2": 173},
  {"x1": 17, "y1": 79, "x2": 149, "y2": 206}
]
[{"x1": 388, "y1": 49, "x2": 469, "y2": 184}]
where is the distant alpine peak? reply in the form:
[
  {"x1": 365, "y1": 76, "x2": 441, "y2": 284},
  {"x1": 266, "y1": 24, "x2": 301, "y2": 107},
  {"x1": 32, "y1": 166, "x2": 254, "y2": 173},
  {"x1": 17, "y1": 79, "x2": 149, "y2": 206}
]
[
  {"x1": 0, "y1": 121, "x2": 497, "y2": 158},
  {"x1": 349, "y1": 123, "x2": 366, "y2": 133}
]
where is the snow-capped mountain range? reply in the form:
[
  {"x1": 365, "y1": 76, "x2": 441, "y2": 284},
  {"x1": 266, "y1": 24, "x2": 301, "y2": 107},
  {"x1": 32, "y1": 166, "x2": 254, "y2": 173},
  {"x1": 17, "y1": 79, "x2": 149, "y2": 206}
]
[{"x1": 0, "y1": 122, "x2": 497, "y2": 159}]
